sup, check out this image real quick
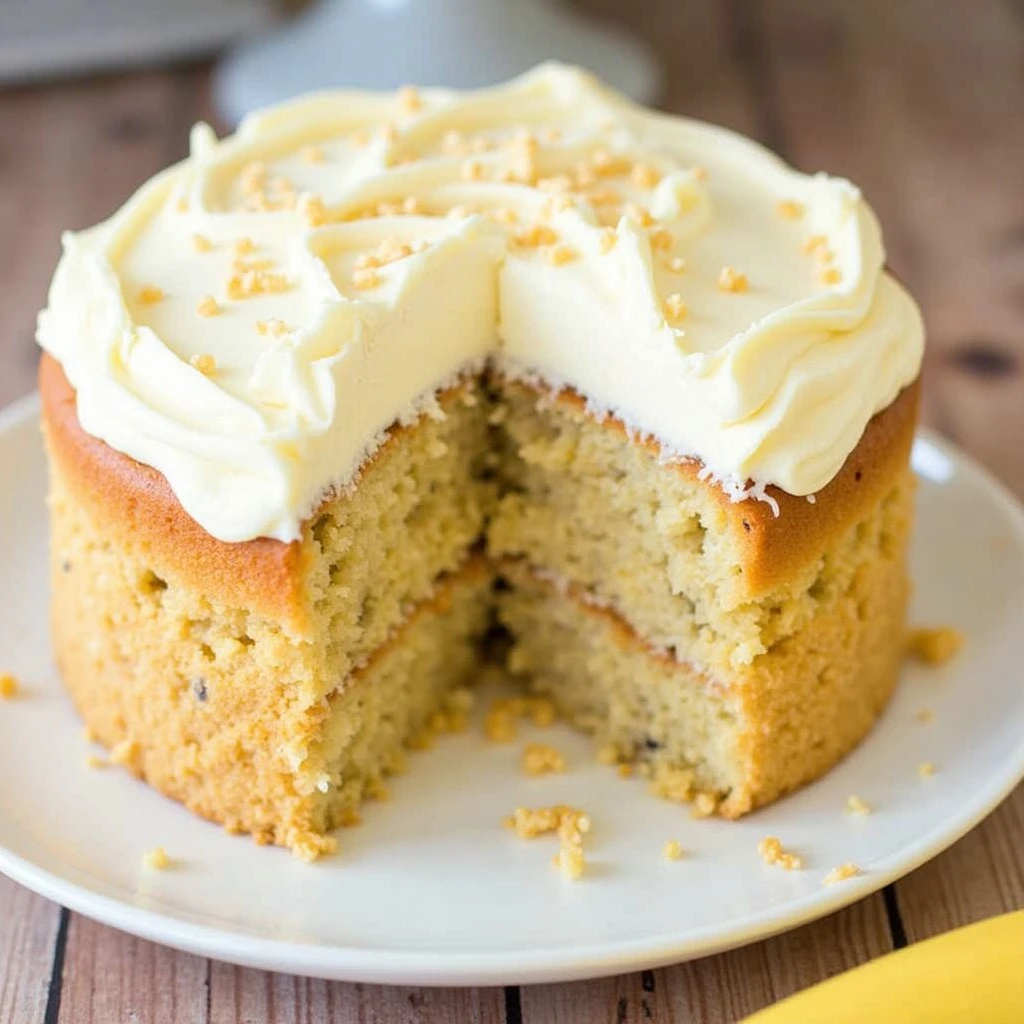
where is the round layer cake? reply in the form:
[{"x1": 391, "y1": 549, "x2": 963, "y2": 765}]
[{"x1": 37, "y1": 65, "x2": 924, "y2": 858}]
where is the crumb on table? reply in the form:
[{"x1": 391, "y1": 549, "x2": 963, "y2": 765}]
[
  {"x1": 0, "y1": 673, "x2": 19, "y2": 699},
  {"x1": 758, "y1": 836, "x2": 803, "y2": 870},
  {"x1": 845, "y1": 794, "x2": 871, "y2": 815},
  {"x1": 906, "y1": 626, "x2": 964, "y2": 666},
  {"x1": 142, "y1": 846, "x2": 171, "y2": 870},
  {"x1": 823, "y1": 862, "x2": 860, "y2": 885},
  {"x1": 504, "y1": 805, "x2": 590, "y2": 881},
  {"x1": 918, "y1": 761, "x2": 937, "y2": 778},
  {"x1": 663, "y1": 840, "x2": 683, "y2": 860}
]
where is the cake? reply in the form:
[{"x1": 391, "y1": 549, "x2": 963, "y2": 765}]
[{"x1": 36, "y1": 65, "x2": 924, "y2": 858}]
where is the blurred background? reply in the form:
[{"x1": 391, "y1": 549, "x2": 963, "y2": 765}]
[{"x1": 0, "y1": 0, "x2": 1021, "y2": 497}]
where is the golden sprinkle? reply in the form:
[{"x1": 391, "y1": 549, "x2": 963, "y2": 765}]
[
  {"x1": 587, "y1": 186, "x2": 620, "y2": 207},
  {"x1": 175, "y1": 197, "x2": 189, "y2": 213},
  {"x1": 666, "y1": 255, "x2": 687, "y2": 273},
  {"x1": 300, "y1": 145, "x2": 325, "y2": 164},
  {"x1": 522, "y1": 743, "x2": 566, "y2": 776},
  {"x1": 189, "y1": 353, "x2": 217, "y2": 375},
  {"x1": 846, "y1": 794, "x2": 871, "y2": 815},
  {"x1": 663, "y1": 840, "x2": 684, "y2": 861},
  {"x1": 142, "y1": 846, "x2": 171, "y2": 870},
  {"x1": 718, "y1": 266, "x2": 749, "y2": 293},
  {"x1": 196, "y1": 295, "x2": 220, "y2": 318},
  {"x1": 300, "y1": 194, "x2": 328, "y2": 227},
  {"x1": 546, "y1": 243, "x2": 577, "y2": 266},
  {"x1": 823, "y1": 863, "x2": 860, "y2": 885},
  {"x1": 460, "y1": 159, "x2": 484, "y2": 181},
  {"x1": 191, "y1": 233, "x2": 213, "y2": 253},
  {"x1": 256, "y1": 318, "x2": 289, "y2": 338},
  {"x1": 591, "y1": 148, "x2": 628, "y2": 177},
  {"x1": 624, "y1": 202, "x2": 655, "y2": 228},
  {"x1": 906, "y1": 627, "x2": 964, "y2": 666},
  {"x1": 398, "y1": 85, "x2": 423, "y2": 114},
  {"x1": 513, "y1": 224, "x2": 559, "y2": 248},
  {"x1": 377, "y1": 238, "x2": 413, "y2": 264},
  {"x1": 820, "y1": 266, "x2": 843, "y2": 285},
  {"x1": 239, "y1": 160, "x2": 266, "y2": 194},
  {"x1": 664, "y1": 293, "x2": 688, "y2": 321},
  {"x1": 352, "y1": 267, "x2": 381, "y2": 290},
  {"x1": 802, "y1": 234, "x2": 829, "y2": 254},
  {"x1": 777, "y1": 199, "x2": 805, "y2": 219},
  {"x1": 650, "y1": 226, "x2": 674, "y2": 252},
  {"x1": 0, "y1": 673, "x2": 18, "y2": 699},
  {"x1": 758, "y1": 836, "x2": 803, "y2": 871},
  {"x1": 137, "y1": 285, "x2": 165, "y2": 304},
  {"x1": 226, "y1": 269, "x2": 291, "y2": 300},
  {"x1": 234, "y1": 237, "x2": 255, "y2": 256},
  {"x1": 918, "y1": 761, "x2": 937, "y2": 778},
  {"x1": 631, "y1": 162, "x2": 661, "y2": 189},
  {"x1": 598, "y1": 227, "x2": 618, "y2": 254}
]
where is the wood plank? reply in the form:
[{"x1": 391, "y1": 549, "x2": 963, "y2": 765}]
[
  {"x1": 207, "y1": 963, "x2": 507, "y2": 1024},
  {"x1": 0, "y1": 876, "x2": 62, "y2": 1024},
  {"x1": 0, "y1": 65, "x2": 216, "y2": 408},
  {"x1": 57, "y1": 915, "x2": 208, "y2": 1024},
  {"x1": 520, "y1": 896, "x2": 892, "y2": 1023},
  {"x1": 761, "y1": 0, "x2": 1024, "y2": 950}
]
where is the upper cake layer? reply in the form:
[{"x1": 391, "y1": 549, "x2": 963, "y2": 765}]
[{"x1": 37, "y1": 64, "x2": 923, "y2": 543}]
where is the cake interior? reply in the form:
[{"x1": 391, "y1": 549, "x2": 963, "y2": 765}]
[{"x1": 45, "y1": 362, "x2": 915, "y2": 856}]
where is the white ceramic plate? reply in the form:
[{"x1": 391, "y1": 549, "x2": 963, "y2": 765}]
[{"x1": 1, "y1": 392, "x2": 1023, "y2": 986}]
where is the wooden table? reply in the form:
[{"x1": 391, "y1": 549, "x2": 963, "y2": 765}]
[{"x1": 1, "y1": 2, "x2": 1022, "y2": 1020}]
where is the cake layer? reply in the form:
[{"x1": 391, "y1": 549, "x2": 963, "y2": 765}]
[
  {"x1": 48, "y1": 422, "x2": 493, "y2": 855},
  {"x1": 496, "y1": 469, "x2": 911, "y2": 815},
  {"x1": 490, "y1": 376, "x2": 918, "y2": 673},
  {"x1": 42, "y1": 352, "x2": 493, "y2": 645},
  {"x1": 37, "y1": 66, "x2": 923, "y2": 542}
]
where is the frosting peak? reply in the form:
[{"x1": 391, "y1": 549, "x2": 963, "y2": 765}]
[{"x1": 37, "y1": 64, "x2": 923, "y2": 542}]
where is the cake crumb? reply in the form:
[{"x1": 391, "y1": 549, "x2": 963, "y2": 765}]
[
  {"x1": 758, "y1": 836, "x2": 803, "y2": 871},
  {"x1": 823, "y1": 862, "x2": 860, "y2": 885},
  {"x1": 546, "y1": 244, "x2": 577, "y2": 266},
  {"x1": 649, "y1": 764, "x2": 695, "y2": 804},
  {"x1": 85, "y1": 754, "x2": 109, "y2": 770},
  {"x1": 189, "y1": 353, "x2": 217, "y2": 375},
  {"x1": 191, "y1": 233, "x2": 213, "y2": 253},
  {"x1": 664, "y1": 293, "x2": 688, "y2": 322},
  {"x1": 137, "y1": 284, "x2": 165, "y2": 304},
  {"x1": 556, "y1": 844, "x2": 585, "y2": 880},
  {"x1": 717, "y1": 266, "x2": 749, "y2": 293},
  {"x1": 142, "y1": 846, "x2": 171, "y2": 870},
  {"x1": 196, "y1": 295, "x2": 220, "y2": 318},
  {"x1": 906, "y1": 627, "x2": 964, "y2": 666},
  {"x1": 631, "y1": 162, "x2": 661, "y2": 189},
  {"x1": 504, "y1": 805, "x2": 589, "y2": 840},
  {"x1": 845, "y1": 794, "x2": 871, "y2": 815},
  {"x1": 819, "y1": 266, "x2": 843, "y2": 285},
  {"x1": 109, "y1": 738, "x2": 138, "y2": 768},
  {"x1": 691, "y1": 792, "x2": 718, "y2": 819},
  {"x1": 290, "y1": 831, "x2": 338, "y2": 863},
  {"x1": 663, "y1": 840, "x2": 683, "y2": 860},
  {"x1": 0, "y1": 673, "x2": 18, "y2": 699},
  {"x1": 522, "y1": 742, "x2": 566, "y2": 776},
  {"x1": 918, "y1": 761, "x2": 937, "y2": 778}
]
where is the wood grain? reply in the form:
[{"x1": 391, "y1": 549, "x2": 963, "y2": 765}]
[{"x1": 0, "y1": 1, "x2": 1022, "y2": 1021}]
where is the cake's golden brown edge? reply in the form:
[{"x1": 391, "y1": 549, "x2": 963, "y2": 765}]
[
  {"x1": 502, "y1": 375, "x2": 920, "y2": 602},
  {"x1": 41, "y1": 352, "x2": 919, "y2": 628},
  {"x1": 40, "y1": 353, "x2": 482, "y2": 638}
]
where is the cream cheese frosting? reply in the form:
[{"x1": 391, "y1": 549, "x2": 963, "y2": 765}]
[{"x1": 37, "y1": 64, "x2": 924, "y2": 543}]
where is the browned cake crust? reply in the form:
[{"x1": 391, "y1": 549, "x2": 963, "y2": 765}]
[{"x1": 40, "y1": 353, "x2": 919, "y2": 619}]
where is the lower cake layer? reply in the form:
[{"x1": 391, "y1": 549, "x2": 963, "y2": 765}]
[
  {"x1": 496, "y1": 507, "x2": 910, "y2": 816},
  {"x1": 53, "y1": 551, "x2": 493, "y2": 859}
]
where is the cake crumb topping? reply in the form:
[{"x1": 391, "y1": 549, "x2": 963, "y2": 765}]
[
  {"x1": 819, "y1": 266, "x2": 843, "y2": 286},
  {"x1": 846, "y1": 794, "x2": 871, "y2": 815},
  {"x1": 776, "y1": 199, "x2": 804, "y2": 220},
  {"x1": 664, "y1": 293, "x2": 688, "y2": 321},
  {"x1": 717, "y1": 266, "x2": 749, "y2": 293},
  {"x1": 191, "y1": 233, "x2": 213, "y2": 253},
  {"x1": 906, "y1": 626, "x2": 963, "y2": 666},
  {"x1": 823, "y1": 862, "x2": 860, "y2": 885},
  {"x1": 142, "y1": 846, "x2": 171, "y2": 870},
  {"x1": 666, "y1": 255, "x2": 687, "y2": 273},
  {"x1": 196, "y1": 295, "x2": 220, "y2": 318},
  {"x1": 189, "y1": 353, "x2": 217, "y2": 375},
  {"x1": 138, "y1": 284, "x2": 165, "y2": 304},
  {"x1": 598, "y1": 227, "x2": 617, "y2": 254},
  {"x1": 758, "y1": 836, "x2": 803, "y2": 870},
  {"x1": 0, "y1": 673, "x2": 18, "y2": 699},
  {"x1": 663, "y1": 840, "x2": 683, "y2": 860},
  {"x1": 522, "y1": 742, "x2": 566, "y2": 776},
  {"x1": 546, "y1": 244, "x2": 577, "y2": 266}
]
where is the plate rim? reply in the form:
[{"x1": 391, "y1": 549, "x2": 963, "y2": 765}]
[{"x1": 1, "y1": 390, "x2": 1023, "y2": 986}]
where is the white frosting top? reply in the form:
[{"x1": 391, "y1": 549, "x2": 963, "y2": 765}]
[{"x1": 37, "y1": 64, "x2": 923, "y2": 543}]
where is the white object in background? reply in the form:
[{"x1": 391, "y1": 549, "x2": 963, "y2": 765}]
[
  {"x1": 214, "y1": 0, "x2": 661, "y2": 125},
  {"x1": 0, "y1": 0, "x2": 274, "y2": 84}
]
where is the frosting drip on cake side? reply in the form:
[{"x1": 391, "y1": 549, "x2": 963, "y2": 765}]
[{"x1": 37, "y1": 64, "x2": 924, "y2": 543}]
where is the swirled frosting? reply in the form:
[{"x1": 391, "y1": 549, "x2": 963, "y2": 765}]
[{"x1": 37, "y1": 64, "x2": 923, "y2": 542}]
